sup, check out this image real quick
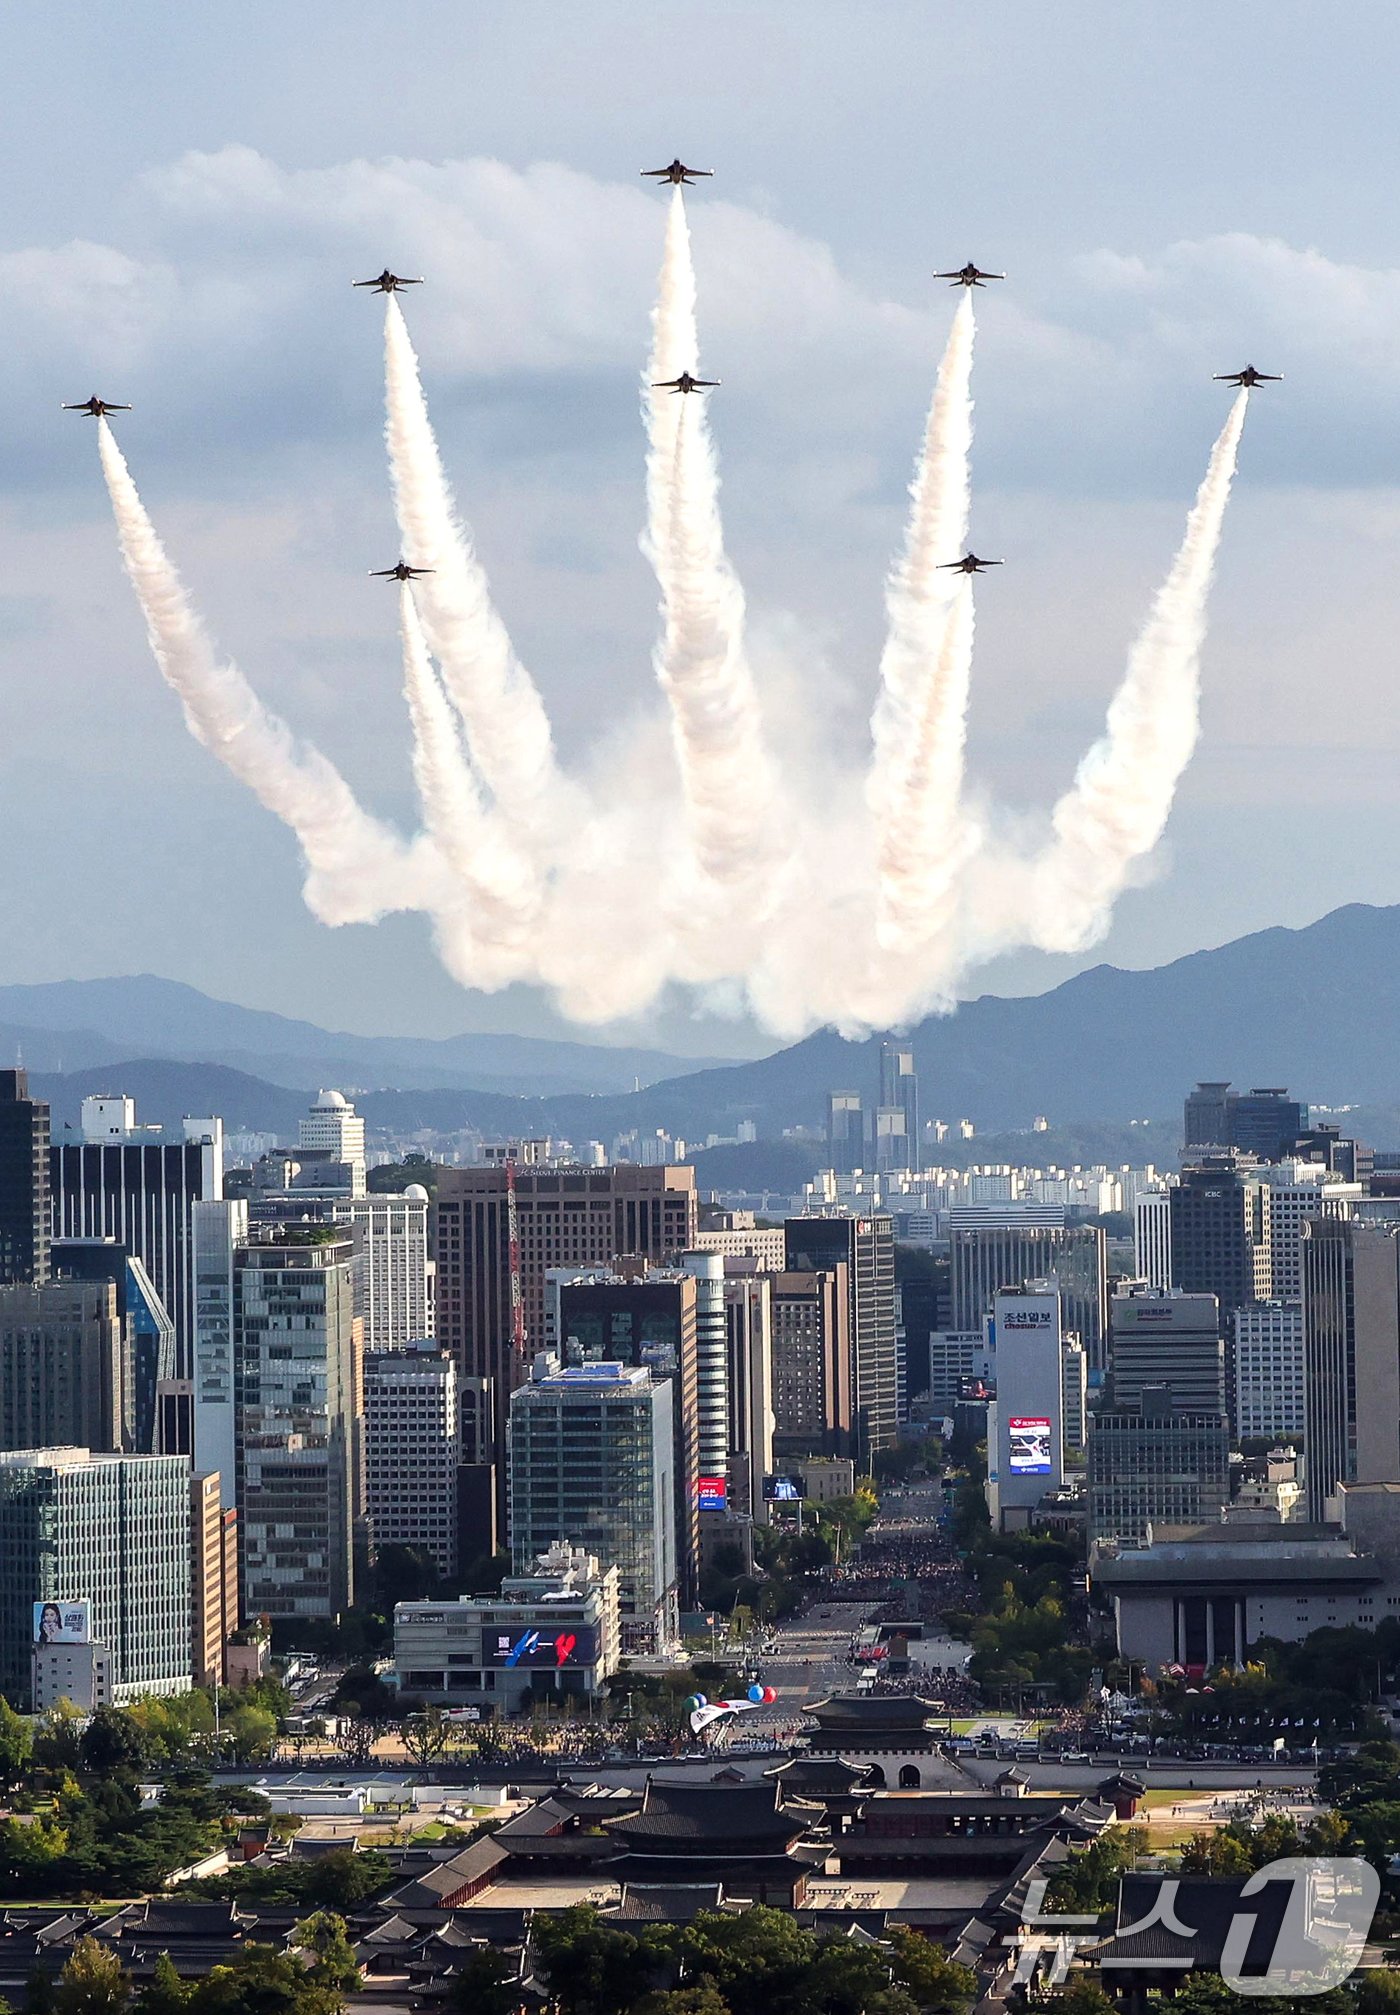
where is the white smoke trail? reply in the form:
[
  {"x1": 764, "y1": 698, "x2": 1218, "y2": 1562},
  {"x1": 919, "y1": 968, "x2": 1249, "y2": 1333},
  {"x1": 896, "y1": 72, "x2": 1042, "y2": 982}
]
[
  {"x1": 641, "y1": 190, "x2": 778, "y2": 918},
  {"x1": 95, "y1": 419, "x2": 412, "y2": 926},
  {"x1": 869, "y1": 292, "x2": 977, "y2": 952},
  {"x1": 395, "y1": 584, "x2": 529, "y2": 987},
  {"x1": 382, "y1": 298, "x2": 562, "y2": 860},
  {"x1": 1025, "y1": 390, "x2": 1250, "y2": 952}
]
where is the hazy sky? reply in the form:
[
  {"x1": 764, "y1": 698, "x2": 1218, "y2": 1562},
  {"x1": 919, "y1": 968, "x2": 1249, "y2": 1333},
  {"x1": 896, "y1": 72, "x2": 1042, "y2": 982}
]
[{"x1": 3, "y1": 1, "x2": 1399, "y2": 1055}]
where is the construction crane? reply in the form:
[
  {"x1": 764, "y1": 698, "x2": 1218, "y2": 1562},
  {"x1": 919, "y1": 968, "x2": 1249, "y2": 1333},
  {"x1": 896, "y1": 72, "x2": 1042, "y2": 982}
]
[{"x1": 504, "y1": 1148, "x2": 526, "y2": 1363}]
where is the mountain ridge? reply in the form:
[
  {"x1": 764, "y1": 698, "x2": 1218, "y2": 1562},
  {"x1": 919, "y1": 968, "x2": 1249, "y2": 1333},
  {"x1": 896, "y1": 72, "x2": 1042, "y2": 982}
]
[{"x1": 16, "y1": 901, "x2": 1400, "y2": 1144}]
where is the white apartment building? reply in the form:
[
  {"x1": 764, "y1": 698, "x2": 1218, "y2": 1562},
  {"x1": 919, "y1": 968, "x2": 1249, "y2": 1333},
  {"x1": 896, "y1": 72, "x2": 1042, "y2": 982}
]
[
  {"x1": 1235, "y1": 1301, "x2": 1306, "y2": 1439},
  {"x1": 300, "y1": 1091, "x2": 367, "y2": 1192},
  {"x1": 336, "y1": 1186, "x2": 433, "y2": 1349},
  {"x1": 364, "y1": 1345, "x2": 459, "y2": 1577}
]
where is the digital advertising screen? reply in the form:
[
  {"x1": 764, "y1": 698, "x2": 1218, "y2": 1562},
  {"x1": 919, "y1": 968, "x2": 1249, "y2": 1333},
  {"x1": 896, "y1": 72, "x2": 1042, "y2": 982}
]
[
  {"x1": 1007, "y1": 1417, "x2": 1053, "y2": 1475},
  {"x1": 33, "y1": 1600, "x2": 91, "y2": 1646},
  {"x1": 696, "y1": 1475, "x2": 728, "y2": 1511},
  {"x1": 484, "y1": 1625, "x2": 599, "y2": 1669},
  {"x1": 762, "y1": 1474, "x2": 807, "y2": 1501}
]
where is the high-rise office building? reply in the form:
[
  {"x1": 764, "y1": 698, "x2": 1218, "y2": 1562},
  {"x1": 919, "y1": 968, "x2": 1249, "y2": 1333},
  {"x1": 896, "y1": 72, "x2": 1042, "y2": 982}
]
[
  {"x1": 0, "y1": 1278, "x2": 126, "y2": 1454},
  {"x1": 988, "y1": 1286, "x2": 1064, "y2": 1530},
  {"x1": 234, "y1": 1230, "x2": 360, "y2": 1619},
  {"x1": 49, "y1": 1240, "x2": 177, "y2": 1455},
  {"x1": 769, "y1": 1268, "x2": 852, "y2": 1458},
  {"x1": 191, "y1": 1198, "x2": 249, "y2": 1499},
  {"x1": 508, "y1": 1358, "x2": 678, "y2": 1654},
  {"x1": 336, "y1": 1188, "x2": 432, "y2": 1350},
  {"x1": 190, "y1": 1470, "x2": 238, "y2": 1688},
  {"x1": 1087, "y1": 1392, "x2": 1231, "y2": 1547},
  {"x1": 1134, "y1": 1189, "x2": 1173, "y2": 1290},
  {"x1": 1234, "y1": 1302, "x2": 1305, "y2": 1440},
  {"x1": 299, "y1": 1091, "x2": 367, "y2": 1192},
  {"x1": 785, "y1": 1215, "x2": 897, "y2": 1458},
  {"x1": 363, "y1": 1344, "x2": 460, "y2": 1578},
  {"x1": 1302, "y1": 1217, "x2": 1400, "y2": 1521},
  {"x1": 825, "y1": 1092, "x2": 864, "y2": 1176},
  {"x1": 1108, "y1": 1285, "x2": 1227, "y2": 1419},
  {"x1": 1168, "y1": 1159, "x2": 1269, "y2": 1318},
  {"x1": 878, "y1": 1041, "x2": 919, "y2": 1172},
  {"x1": 723, "y1": 1270, "x2": 774, "y2": 1521},
  {"x1": 435, "y1": 1163, "x2": 697, "y2": 1505},
  {"x1": 554, "y1": 1265, "x2": 700, "y2": 1600},
  {"x1": 681, "y1": 1252, "x2": 729, "y2": 1482},
  {"x1": 949, "y1": 1220, "x2": 1109, "y2": 1366},
  {"x1": 1259, "y1": 1163, "x2": 1362, "y2": 1302},
  {"x1": 1184, "y1": 1082, "x2": 1305, "y2": 1162},
  {"x1": 0, "y1": 1069, "x2": 49, "y2": 1286},
  {"x1": 0, "y1": 1446, "x2": 192, "y2": 1711},
  {"x1": 51, "y1": 1099, "x2": 223, "y2": 1378}
]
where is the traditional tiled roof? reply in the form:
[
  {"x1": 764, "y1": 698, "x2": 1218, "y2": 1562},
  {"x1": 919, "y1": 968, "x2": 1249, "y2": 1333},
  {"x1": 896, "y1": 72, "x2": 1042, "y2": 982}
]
[
  {"x1": 615, "y1": 1883, "x2": 726, "y2": 1922},
  {"x1": 804, "y1": 1695, "x2": 945, "y2": 1728},
  {"x1": 605, "y1": 1778, "x2": 803, "y2": 1849}
]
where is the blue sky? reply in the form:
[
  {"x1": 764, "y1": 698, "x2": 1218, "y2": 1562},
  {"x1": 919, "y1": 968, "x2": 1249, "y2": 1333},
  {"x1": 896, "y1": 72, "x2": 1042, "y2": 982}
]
[{"x1": 3, "y1": 1, "x2": 1399, "y2": 1053}]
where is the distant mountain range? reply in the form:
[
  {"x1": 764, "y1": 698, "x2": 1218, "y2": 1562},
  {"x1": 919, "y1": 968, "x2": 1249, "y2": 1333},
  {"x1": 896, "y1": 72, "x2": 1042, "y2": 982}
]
[
  {"x1": 0, "y1": 975, "x2": 733, "y2": 1097},
  {"x1": 14, "y1": 903, "x2": 1400, "y2": 1148}
]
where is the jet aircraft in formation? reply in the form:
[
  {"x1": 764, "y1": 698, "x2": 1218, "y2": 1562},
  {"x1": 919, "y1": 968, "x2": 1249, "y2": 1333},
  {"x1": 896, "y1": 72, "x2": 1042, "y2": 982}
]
[
  {"x1": 653, "y1": 372, "x2": 720, "y2": 394},
  {"x1": 1213, "y1": 365, "x2": 1281, "y2": 386},
  {"x1": 940, "y1": 553, "x2": 1002, "y2": 574},
  {"x1": 354, "y1": 271, "x2": 423, "y2": 293},
  {"x1": 936, "y1": 263, "x2": 1004, "y2": 288},
  {"x1": 642, "y1": 160, "x2": 712, "y2": 185},
  {"x1": 63, "y1": 396, "x2": 129, "y2": 416},
  {"x1": 370, "y1": 562, "x2": 434, "y2": 581}
]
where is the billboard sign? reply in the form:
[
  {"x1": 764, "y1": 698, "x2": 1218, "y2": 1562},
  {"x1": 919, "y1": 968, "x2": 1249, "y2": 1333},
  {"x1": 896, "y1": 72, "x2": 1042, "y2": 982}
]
[
  {"x1": 763, "y1": 1474, "x2": 807, "y2": 1502},
  {"x1": 1007, "y1": 1417, "x2": 1053, "y2": 1475},
  {"x1": 696, "y1": 1475, "x2": 728, "y2": 1511},
  {"x1": 34, "y1": 1600, "x2": 91, "y2": 1646},
  {"x1": 1000, "y1": 1307, "x2": 1054, "y2": 1331},
  {"x1": 484, "y1": 1625, "x2": 598, "y2": 1669}
]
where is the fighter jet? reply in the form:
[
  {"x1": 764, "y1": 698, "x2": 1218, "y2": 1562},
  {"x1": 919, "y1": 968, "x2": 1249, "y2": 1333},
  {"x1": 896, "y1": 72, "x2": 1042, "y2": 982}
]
[
  {"x1": 370, "y1": 562, "x2": 434, "y2": 581},
  {"x1": 939, "y1": 553, "x2": 1002, "y2": 574},
  {"x1": 1213, "y1": 365, "x2": 1281, "y2": 387},
  {"x1": 642, "y1": 160, "x2": 712, "y2": 186},
  {"x1": 62, "y1": 396, "x2": 130, "y2": 417},
  {"x1": 652, "y1": 372, "x2": 720, "y2": 394},
  {"x1": 935, "y1": 263, "x2": 1004, "y2": 288},
  {"x1": 353, "y1": 270, "x2": 424, "y2": 293}
]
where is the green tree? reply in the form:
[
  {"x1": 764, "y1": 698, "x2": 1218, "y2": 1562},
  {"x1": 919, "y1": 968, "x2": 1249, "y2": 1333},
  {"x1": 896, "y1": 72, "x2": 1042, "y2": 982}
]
[
  {"x1": 0, "y1": 1695, "x2": 33, "y2": 1786},
  {"x1": 224, "y1": 1705, "x2": 277, "y2": 1765},
  {"x1": 289, "y1": 1914, "x2": 360, "y2": 1995},
  {"x1": 1178, "y1": 1829, "x2": 1256, "y2": 1878},
  {"x1": 1050, "y1": 1983, "x2": 1117, "y2": 2015},
  {"x1": 79, "y1": 1708, "x2": 146, "y2": 1777},
  {"x1": 54, "y1": 1939, "x2": 130, "y2": 2015},
  {"x1": 1357, "y1": 1974, "x2": 1400, "y2": 2015},
  {"x1": 34, "y1": 1700, "x2": 84, "y2": 1773},
  {"x1": 401, "y1": 1709, "x2": 452, "y2": 1770},
  {"x1": 532, "y1": 1906, "x2": 647, "y2": 2015},
  {"x1": 446, "y1": 1945, "x2": 521, "y2": 2015},
  {"x1": 192, "y1": 1946, "x2": 339, "y2": 2015},
  {"x1": 134, "y1": 1956, "x2": 190, "y2": 2015},
  {"x1": 885, "y1": 1929, "x2": 976, "y2": 2013},
  {"x1": 633, "y1": 1991, "x2": 730, "y2": 2015}
]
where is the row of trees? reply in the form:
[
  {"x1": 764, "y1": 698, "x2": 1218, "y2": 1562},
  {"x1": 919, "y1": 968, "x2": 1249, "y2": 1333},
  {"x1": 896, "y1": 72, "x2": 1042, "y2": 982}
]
[
  {"x1": 942, "y1": 1524, "x2": 1093, "y2": 1705},
  {"x1": 460, "y1": 1903, "x2": 976, "y2": 2015},
  {"x1": 19, "y1": 1920, "x2": 359, "y2": 2015}
]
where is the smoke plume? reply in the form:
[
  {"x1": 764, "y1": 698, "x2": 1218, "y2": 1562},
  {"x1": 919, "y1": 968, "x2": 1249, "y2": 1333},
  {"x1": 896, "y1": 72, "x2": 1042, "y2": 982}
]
[
  {"x1": 96, "y1": 419, "x2": 411, "y2": 926},
  {"x1": 641, "y1": 190, "x2": 778, "y2": 938},
  {"x1": 1023, "y1": 391, "x2": 1251, "y2": 953},
  {"x1": 869, "y1": 292, "x2": 978, "y2": 952}
]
